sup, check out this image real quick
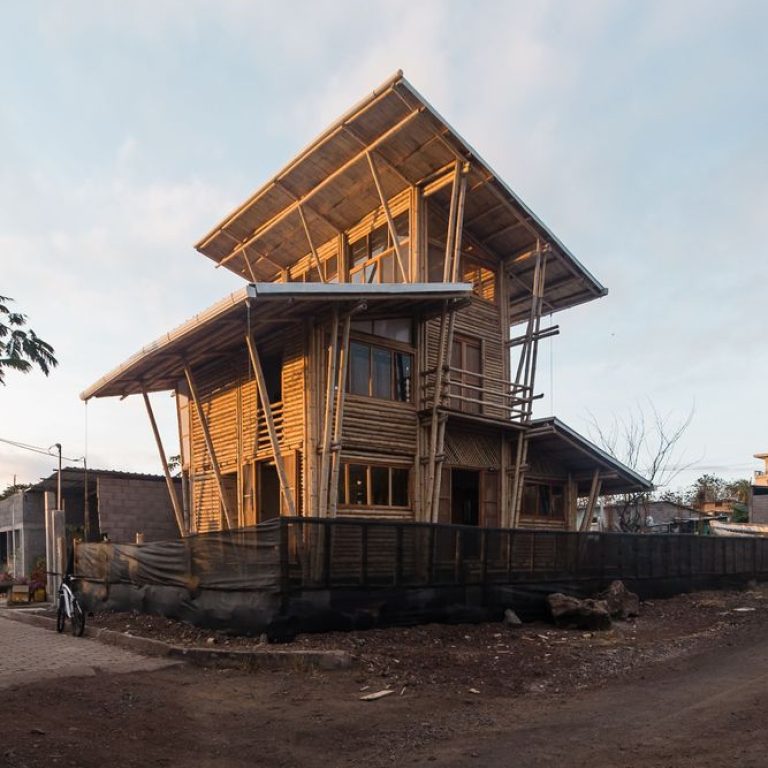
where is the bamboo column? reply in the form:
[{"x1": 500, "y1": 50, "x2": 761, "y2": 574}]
[
  {"x1": 141, "y1": 389, "x2": 186, "y2": 536},
  {"x1": 183, "y1": 365, "x2": 234, "y2": 530},
  {"x1": 328, "y1": 314, "x2": 351, "y2": 517},
  {"x1": 245, "y1": 335, "x2": 297, "y2": 517},
  {"x1": 318, "y1": 310, "x2": 339, "y2": 517}
]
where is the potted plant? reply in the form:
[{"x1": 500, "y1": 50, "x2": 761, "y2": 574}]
[{"x1": 29, "y1": 557, "x2": 47, "y2": 602}]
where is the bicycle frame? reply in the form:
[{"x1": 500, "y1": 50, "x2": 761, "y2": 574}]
[{"x1": 59, "y1": 579, "x2": 76, "y2": 619}]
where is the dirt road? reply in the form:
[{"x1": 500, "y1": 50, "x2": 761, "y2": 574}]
[{"x1": 3, "y1": 592, "x2": 768, "y2": 767}]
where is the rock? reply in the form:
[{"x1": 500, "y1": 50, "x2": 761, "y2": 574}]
[
  {"x1": 205, "y1": 637, "x2": 216, "y2": 645},
  {"x1": 597, "y1": 580, "x2": 640, "y2": 620},
  {"x1": 546, "y1": 592, "x2": 612, "y2": 630},
  {"x1": 503, "y1": 608, "x2": 523, "y2": 627}
]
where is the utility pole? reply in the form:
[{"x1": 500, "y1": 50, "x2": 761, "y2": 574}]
[{"x1": 55, "y1": 443, "x2": 62, "y2": 510}]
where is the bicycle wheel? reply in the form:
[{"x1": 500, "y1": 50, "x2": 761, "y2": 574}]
[
  {"x1": 56, "y1": 597, "x2": 66, "y2": 633},
  {"x1": 71, "y1": 599, "x2": 85, "y2": 637}
]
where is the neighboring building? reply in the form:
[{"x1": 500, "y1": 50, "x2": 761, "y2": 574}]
[
  {"x1": 81, "y1": 73, "x2": 650, "y2": 536},
  {"x1": 0, "y1": 489, "x2": 45, "y2": 578},
  {"x1": 600, "y1": 500, "x2": 705, "y2": 533},
  {"x1": 0, "y1": 468, "x2": 180, "y2": 577},
  {"x1": 751, "y1": 453, "x2": 768, "y2": 523}
]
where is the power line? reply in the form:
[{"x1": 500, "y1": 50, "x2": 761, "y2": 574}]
[{"x1": 0, "y1": 436, "x2": 82, "y2": 463}]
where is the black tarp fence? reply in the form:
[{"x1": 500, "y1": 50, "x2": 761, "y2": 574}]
[{"x1": 73, "y1": 518, "x2": 768, "y2": 635}]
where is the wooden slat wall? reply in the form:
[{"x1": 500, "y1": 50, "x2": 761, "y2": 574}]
[
  {"x1": 192, "y1": 473, "x2": 221, "y2": 533},
  {"x1": 188, "y1": 329, "x2": 306, "y2": 530},
  {"x1": 424, "y1": 299, "x2": 506, "y2": 417},
  {"x1": 343, "y1": 395, "x2": 418, "y2": 456}
]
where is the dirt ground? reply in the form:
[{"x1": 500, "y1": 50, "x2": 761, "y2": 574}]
[{"x1": 6, "y1": 586, "x2": 768, "y2": 767}]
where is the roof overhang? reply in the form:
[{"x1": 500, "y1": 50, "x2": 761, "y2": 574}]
[
  {"x1": 81, "y1": 282, "x2": 472, "y2": 400},
  {"x1": 528, "y1": 417, "x2": 653, "y2": 495},
  {"x1": 195, "y1": 71, "x2": 607, "y2": 324}
]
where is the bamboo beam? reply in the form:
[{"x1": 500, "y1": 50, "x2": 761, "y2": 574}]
[
  {"x1": 182, "y1": 365, "x2": 234, "y2": 530},
  {"x1": 341, "y1": 125, "x2": 412, "y2": 188},
  {"x1": 581, "y1": 469, "x2": 602, "y2": 532},
  {"x1": 297, "y1": 204, "x2": 327, "y2": 283},
  {"x1": 365, "y1": 151, "x2": 409, "y2": 282},
  {"x1": 328, "y1": 314, "x2": 351, "y2": 517},
  {"x1": 142, "y1": 389, "x2": 185, "y2": 537},
  {"x1": 317, "y1": 310, "x2": 339, "y2": 517},
  {"x1": 245, "y1": 335, "x2": 297, "y2": 517},
  {"x1": 218, "y1": 107, "x2": 425, "y2": 268}
]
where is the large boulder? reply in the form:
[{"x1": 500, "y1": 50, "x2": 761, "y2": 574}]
[
  {"x1": 597, "y1": 580, "x2": 640, "y2": 620},
  {"x1": 546, "y1": 592, "x2": 612, "y2": 631}
]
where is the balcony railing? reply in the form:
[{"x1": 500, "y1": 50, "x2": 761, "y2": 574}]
[{"x1": 420, "y1": 366, "x2": 540, "y2": 423}]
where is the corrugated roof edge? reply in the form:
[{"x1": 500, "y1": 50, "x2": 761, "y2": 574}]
[
  {"x1": 530, "y1": 416, "x2": 654, "y2": 491},
  {"x1": 194, "y1": 71, "x2": 607, "y2": 304},
  {"x1": 195, "y1": 70, "x2": 405, "y2": 252},
  {"x1": 80, "y1": 282, "x2": 473, "y2": 401}
]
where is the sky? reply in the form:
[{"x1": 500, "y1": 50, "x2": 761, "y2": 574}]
[{"x1": 1, "y1": 1, "x2": 766, "y2": 494}]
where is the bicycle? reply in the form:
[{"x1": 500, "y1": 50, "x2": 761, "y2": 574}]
[{"x1": 51, "y1": 572, "x2": 86, "y2": 637}]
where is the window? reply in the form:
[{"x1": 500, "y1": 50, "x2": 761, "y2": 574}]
[
  {"x1": 522, "y1": 483, "x2": 565, "y2": 518},
  {"x1": 349, "y1": 340, "x2": 412, "y2": 402},
  {"x1": 348, "y1": 212, "x2": 409, "y2": 284},
  {"x1": 450, "y1": 335, "x2": 482, "y2": 414},
  {"x1": 351, "y1": 318, "x2": 412, "y2": 344},
  {"x1": 338, "y1": 463, "x2": 410, "y2": 508}
]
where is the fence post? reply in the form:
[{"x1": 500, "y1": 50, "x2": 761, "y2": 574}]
[
  {"x1": 454, "y1": 528, "x2": 461, "y2": 584},
  {"x1": 324, "y1": 519, "x2": 332, "y2": 589},
  {"x1": 279, "y1": 519, "x2": 290, "y2": 609},
  {"x1": 394, "y1": 525, "x2": 404, "y2": 587},
  {"x1": 361, "y1": 523, "x2": 368, "y2": 587},
  {"x1": 506, "y1": 529, "x2": 513, "y2": 583},
  {"x1": 481, "y1": 528, "x2": 488, "y2": 585}
]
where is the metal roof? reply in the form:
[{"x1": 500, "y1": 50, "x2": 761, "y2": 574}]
[
  {"x1": 195, "y1": 71, "x2": 607, "y2": 324},
  {"x1": 528, "y1": 417, "x2": 653, "y2": 495},
  {"x1": 81, "y1": 282, "x2": 472, "y2": 400}
]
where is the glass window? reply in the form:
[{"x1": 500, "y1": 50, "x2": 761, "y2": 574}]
[
  {"x1": 347, "y1": 211, "x2": 410, "y2": 284},
  {"x1": 348, "y1": 465, "x2": 368, "y2": 506},
  {"x1": 394, "y1": 352, "x2": 411, "y2": 402},
  {"x1": 339, "y1": 463, "x2": 411, "y2": 508},
  {"x1": 372, "y1": 347, "x2": 392, "y2": 399},
  {"x1": 347, "y1": 340, "x2": 412, "y2": 403},
  {"x1": 371, "y1": 466, "x2": 389, "y2": 506},
  {"x1": 391, "y1": 468, "x2": 409, "y2": 507},
  {"x1": 350, "y1": 342, "x2": 370, "y2": 396}
]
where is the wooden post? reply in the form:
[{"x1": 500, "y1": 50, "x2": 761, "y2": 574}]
[
  {"x1": 318, "y1": 311, "x2": 339, "y2": 517},
  {"x1": 245, "y1": 335, "x2": 297, "y2": 517},
  {"x1": 183, "y1": 365, "x2": 234, "y2": 530},
  {"x1": 580, "y1": 469, "x2": 602, "y2": 532},
  {"x1": 142, "y1": 389, "x2": 186, "y2": 536},
  {"x1": 366, "y1": 152, "x2": 409, "y2": 282},
  {"x1": 328, "y1": 313, "x2": 351, "y2": 517}
]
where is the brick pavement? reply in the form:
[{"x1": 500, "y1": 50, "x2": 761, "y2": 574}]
[{"x1": 0, "y1": 612, "x2": 176, "y2": 689}]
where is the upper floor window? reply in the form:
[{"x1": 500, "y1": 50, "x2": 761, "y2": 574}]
[
  {"x1": 349, "y1": 340, "x2": 412, "y2": 402},
  {"x1": 349, "y1": 212, "x2": 409, "y2": 284}
]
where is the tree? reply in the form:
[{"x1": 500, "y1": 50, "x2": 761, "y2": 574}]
[
  {"x1": 0, "y1": 295, "x2": 57, "y2": 385},
  {"x1": 588, "y1": 402, "x2": 695, "y2": 532}
]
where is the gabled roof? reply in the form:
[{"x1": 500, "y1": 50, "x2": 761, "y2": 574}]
[
  {"x1": 196, "y1": 71, "x2": 607, "y2": 324},
  {"x1": 528, "y1": 417, "x2": 653, "y2": 495},
  {"x1": 81, "y1": 282, "x2": 472, "y2": 400}
]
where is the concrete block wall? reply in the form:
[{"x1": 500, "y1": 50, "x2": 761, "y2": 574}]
[{"x1": 97, "y1": 477, "x2": 181, "y2": 543}]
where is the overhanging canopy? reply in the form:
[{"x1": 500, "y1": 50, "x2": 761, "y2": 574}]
[
  {"x1": 81, "y1": 282, "x2": 472, "y2": 400},
  {"x1": 195, "y1": 71, "x2": 607, "y2": 324},
  {"x1": 528, "y1": 417, "x2": 653, "y2": 495}
]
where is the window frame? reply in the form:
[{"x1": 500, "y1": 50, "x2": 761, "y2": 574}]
[
  {"x1": 338, "y1": 462, "x2": 411, "y2": 509},
  {"x1": 521, "y1": 481, "x2": 566, "y2": 519},
  {"x1": 347, "y1": 333, "x2": 414, "y2": 404},
  {"x1": 347, "y1": 212, "x2": 410, "y2": 284}
]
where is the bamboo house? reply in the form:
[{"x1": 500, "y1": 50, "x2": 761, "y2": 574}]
[{"x1": 82, "y1": 72, "x2": 650, "y2": 541}]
